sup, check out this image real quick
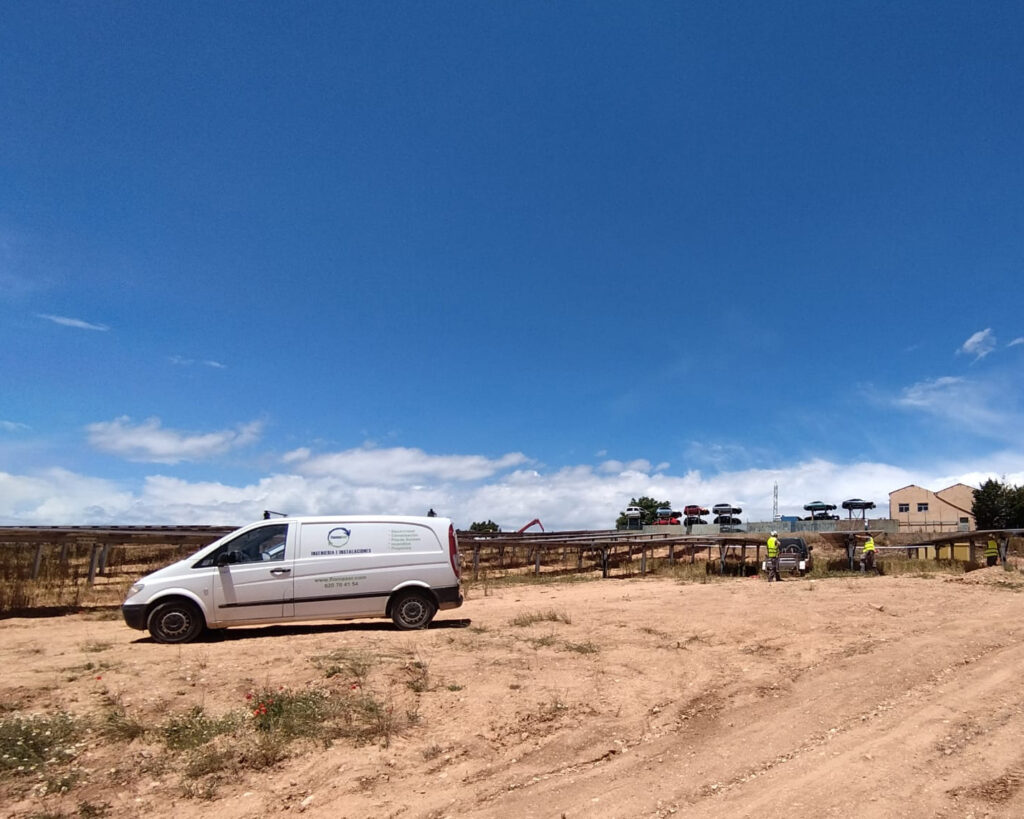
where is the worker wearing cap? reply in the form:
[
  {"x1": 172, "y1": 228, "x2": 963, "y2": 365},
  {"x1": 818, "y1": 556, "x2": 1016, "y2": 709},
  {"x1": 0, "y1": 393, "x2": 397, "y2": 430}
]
[
  {"x1": 766, "y1": 531, "x2": 780, "y2": 582},
  {"x1": 985, "y1": 537, "x2": 999, "y2": 567},
  {"x1": 862, "y1": 535, "x2": 876, "y2": 573}
]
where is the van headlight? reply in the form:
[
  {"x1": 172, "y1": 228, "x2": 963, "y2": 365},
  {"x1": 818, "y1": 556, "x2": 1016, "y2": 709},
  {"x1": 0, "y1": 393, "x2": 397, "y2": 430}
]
[{"x1": 127, "y1": 583, "x2": 145, "y2": 597}]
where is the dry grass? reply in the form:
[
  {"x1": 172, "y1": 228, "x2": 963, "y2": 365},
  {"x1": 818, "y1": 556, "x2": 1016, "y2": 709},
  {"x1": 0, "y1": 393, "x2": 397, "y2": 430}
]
[
  {"x1": 2, "y1": 535, "x2": 1020, "y2": 619},
  {"x1": 0, "y1": 542, "x2": 192, "y2": 616},
  {"x1": 509, "y1": 609, "x2": 572, "y2": 627}
]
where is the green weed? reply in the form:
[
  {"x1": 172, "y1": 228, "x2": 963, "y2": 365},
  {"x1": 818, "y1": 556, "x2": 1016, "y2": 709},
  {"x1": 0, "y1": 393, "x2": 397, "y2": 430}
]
[
  {"x1": 98, "y1": 706, "x2": 145, "y2": 742},
  {"x1": 0, "y1": 711, "x2": 83, "y2": 779},
  {"x1": 182, "y1": 744, "x2": 235, "y2": 778},
  {"x1": 160, "y1": 706, "x2": 237, "y2": 750},
  {"x1": 342, "y1": 691, "x2": 401, "y2": 746},
  {"x1": 247, "y1": 688, "x2": 333, "y2": 739},
  {"x1": 404, "y1": 657, "x2": 431, "y2": 693}
]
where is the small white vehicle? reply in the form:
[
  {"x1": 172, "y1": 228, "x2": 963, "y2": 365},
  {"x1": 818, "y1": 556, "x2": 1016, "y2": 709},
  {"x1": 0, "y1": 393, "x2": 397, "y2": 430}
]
[
  {"x1": 122, "y1": 515, "x2": 463, "y2": 643},
  {"x1": 624, "y1": 506, "x2": 643, "y2": 518}
]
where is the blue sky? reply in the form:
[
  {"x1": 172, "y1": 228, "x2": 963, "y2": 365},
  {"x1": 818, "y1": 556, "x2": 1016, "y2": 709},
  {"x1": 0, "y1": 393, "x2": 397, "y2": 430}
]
[{"x1": 2, "y1": 1, "x2": 1022, "y2": 528}]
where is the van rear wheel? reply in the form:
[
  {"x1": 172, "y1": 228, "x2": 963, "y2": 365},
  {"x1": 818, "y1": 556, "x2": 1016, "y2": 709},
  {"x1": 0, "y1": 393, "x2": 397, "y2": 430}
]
[
  {"x1": 148, "y1": 600, "x2": 204, "y2": 644},
  {"x1": 391, "y1": 591, "x2": 436, "y2": 630}
]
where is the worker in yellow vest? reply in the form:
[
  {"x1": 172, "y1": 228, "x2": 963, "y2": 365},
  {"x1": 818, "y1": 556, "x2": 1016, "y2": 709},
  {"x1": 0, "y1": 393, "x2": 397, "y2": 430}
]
[
  {"x1": 985, "y1": 538, "x2": 999, "y2": 567},
  {"x1": 862, "y1": 535, "x2": 876, "y2": 573},
  {"x1": 766, "y1": 531, "x2": 780, "y2": 582}
]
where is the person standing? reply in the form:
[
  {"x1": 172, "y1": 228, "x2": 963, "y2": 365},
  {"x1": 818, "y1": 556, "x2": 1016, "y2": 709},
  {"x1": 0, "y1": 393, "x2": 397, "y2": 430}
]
[
  {"x1": 862, "y1": 535, "x2": 876, "y2": 573},
  {"x1": 766, "y1": 531, "x2": 780, "y2": 582},
  {"x1": 985, "y1": 537, "x2": 999, "y2": 567}
]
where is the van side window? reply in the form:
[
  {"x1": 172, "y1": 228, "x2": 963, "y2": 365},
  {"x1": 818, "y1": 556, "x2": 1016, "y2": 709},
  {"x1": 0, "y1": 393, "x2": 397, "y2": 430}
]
[{"x1": 195, "y1": 524, "x2": 288, "y2": 567}]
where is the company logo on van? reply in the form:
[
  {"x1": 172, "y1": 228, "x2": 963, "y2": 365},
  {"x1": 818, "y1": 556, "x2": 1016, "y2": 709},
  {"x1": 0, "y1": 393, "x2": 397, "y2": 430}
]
[{"x1": 327, "y1": 527, "x2": 351, "y2": 547}]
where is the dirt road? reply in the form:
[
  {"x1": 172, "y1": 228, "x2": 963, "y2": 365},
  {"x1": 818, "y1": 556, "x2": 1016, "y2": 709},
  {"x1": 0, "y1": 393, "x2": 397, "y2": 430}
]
[{"x1": 3, "y1": 569, "x2": 1023, "y2": 818}]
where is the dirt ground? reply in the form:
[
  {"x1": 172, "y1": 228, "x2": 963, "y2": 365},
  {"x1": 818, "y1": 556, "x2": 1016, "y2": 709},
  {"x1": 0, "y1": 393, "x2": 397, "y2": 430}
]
[{"x1": 3, "y1": 568, "x2": 1024, "y2": 819}]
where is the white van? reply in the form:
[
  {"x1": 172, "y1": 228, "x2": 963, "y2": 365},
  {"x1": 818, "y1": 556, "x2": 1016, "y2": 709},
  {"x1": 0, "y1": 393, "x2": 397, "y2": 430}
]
[{"x1": 121, "y1": 515, "x2": 463, "y2": 643}]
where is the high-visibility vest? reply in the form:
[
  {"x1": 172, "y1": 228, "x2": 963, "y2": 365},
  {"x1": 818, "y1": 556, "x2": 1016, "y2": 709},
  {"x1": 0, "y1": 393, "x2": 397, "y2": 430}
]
[
  {"x1": 986, "y1": 539, "x2": 998, "y2": 557},
  {"x1": 863, "y1": 537, "x2": 875, "y2": 552},
  {"x1": 767, "y1": 536, "x2": 779, "y2": 557}
]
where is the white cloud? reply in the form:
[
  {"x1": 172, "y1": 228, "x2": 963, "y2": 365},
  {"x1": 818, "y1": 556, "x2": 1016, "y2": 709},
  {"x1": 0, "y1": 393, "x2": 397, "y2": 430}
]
[
  {"x1": 598, "y1": 459, "x2": 653, "y2": 475},
  {"x1": 1009, "y1": 337, "x2": 1024, "y2": 348},
  {"x1": 958, "y1": 328, "x2": 996, "y2": 360},
  {"x1": 86, "y1": 416, "x2": 263, "y2": 463},
  {"x1": 37, "y1": 313, "x2": 109, "y2": 331},
  {"x1": 8, "y1": 445, "x2": 1023, "y2": 530},
  {"x1": 169, "y1": 356, "x2": 227, "y2": 369},
  {"x1": 896, "y1": 376, "x2": 1022, "y2": 443},
  {"x1": 897, "y1": 375, "x2": 965, "y2": 408},
  {"x1": 1, "y1": 420, "x2": 30, "y2": 432},
  {"x1": 293, "y1": 446, "x2": 531, "y2": 485},
  {"x1": 0, "y1": 468, "x2": 135, "y2": 523}
]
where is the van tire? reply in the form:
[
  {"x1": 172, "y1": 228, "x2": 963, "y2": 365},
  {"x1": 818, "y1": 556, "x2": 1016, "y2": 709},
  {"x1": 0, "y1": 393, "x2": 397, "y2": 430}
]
[
  {"x1": 390, "y1": 590, "x2": 437, "y2": 630},
  {"x1": 148, "y1": 599, "x2": 205, "y2": 644}
]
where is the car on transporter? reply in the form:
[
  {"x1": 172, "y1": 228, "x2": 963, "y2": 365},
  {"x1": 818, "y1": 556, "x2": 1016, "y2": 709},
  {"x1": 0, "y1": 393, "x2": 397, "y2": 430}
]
[{"x1": 121, "y1": 515, "x2": 463, "y2": 643}]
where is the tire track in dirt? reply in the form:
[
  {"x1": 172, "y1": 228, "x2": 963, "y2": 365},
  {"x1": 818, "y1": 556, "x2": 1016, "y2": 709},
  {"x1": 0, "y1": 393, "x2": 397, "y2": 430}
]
[
  {"x1": 443, "y1": 594, "x2": 1024, "y2": 818},
  {"x1": 5, "y1": 575, "x2": 1024, "y2": 819},
  {"x1": 686, "y1": 636, "x2": 1024, "y2": 818}
]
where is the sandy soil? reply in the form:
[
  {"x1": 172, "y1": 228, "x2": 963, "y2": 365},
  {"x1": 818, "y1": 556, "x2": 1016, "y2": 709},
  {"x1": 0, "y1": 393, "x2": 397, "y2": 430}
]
[{"x1": 3, "y1": 569, "x2": 1024, "y2": 818}]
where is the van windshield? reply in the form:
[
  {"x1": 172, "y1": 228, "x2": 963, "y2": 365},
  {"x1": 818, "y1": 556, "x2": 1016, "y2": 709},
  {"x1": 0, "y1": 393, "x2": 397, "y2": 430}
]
[{"x1": 194, "y1": 524, "x2": 288, "y2": 568}]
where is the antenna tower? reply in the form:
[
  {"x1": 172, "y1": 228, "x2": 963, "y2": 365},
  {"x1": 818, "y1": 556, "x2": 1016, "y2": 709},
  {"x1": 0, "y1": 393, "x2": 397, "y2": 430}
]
[{"x1": 772, "y1": 482, "x2": 779, "y2": 522}]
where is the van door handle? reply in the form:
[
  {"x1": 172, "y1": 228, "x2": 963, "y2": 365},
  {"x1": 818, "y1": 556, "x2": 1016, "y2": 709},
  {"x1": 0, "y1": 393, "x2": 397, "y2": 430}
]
[{"x1": 270, "y1": 568, "x2": 292, "y2": 576}]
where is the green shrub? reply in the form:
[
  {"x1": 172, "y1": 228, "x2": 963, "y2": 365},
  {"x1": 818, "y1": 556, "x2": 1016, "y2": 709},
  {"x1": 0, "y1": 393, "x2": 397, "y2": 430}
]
[
  {"x1": 0, "y1": 711, "x2": 83, "y2": 778},
  {"x1": 99, "y1": 707, "x2": 146, "y2": 742},
  {"x1": 160, "y1": 706, "x2": 236, "y2": 750},
  {"x1": 247, "y1": 688, "x2": 332, "y2": 739}
]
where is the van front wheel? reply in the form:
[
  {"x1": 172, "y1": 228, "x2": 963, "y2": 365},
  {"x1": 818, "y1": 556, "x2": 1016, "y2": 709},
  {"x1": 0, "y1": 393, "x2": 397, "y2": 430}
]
[
  {"x1": 391, "y1": 591, "x2": 437, "y2": 630},
  {"x1": 148, "y1": 600, "x2": 204, "y2": 644}
]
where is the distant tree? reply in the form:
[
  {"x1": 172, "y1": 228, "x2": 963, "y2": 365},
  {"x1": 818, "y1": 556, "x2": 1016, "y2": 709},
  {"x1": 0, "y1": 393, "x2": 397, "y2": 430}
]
[
  {"x1": 469, "y1": 520, "x2": 500, "y2": 533},
  {"x1": 970, "y1": 477, "x2": 1011, "y2": 528},
  {"x1": 615, "y1": 496, "x2": 671, "y2": 528},
  {"x1": 1011, "y1": 485, "x2": 1024, "y2": 529},
  {"x1": 972, "y1": 479, "x2": 1024, "y2": 529}
]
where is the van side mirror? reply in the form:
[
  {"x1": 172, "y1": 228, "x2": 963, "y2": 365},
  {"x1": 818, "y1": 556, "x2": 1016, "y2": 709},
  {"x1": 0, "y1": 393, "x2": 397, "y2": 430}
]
[{"x1": 215, "y1": 552, "x2": 238, "y2": 567}]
